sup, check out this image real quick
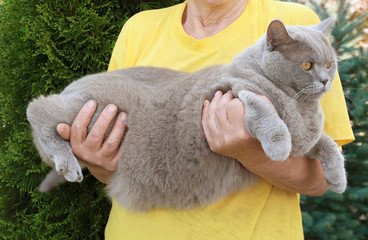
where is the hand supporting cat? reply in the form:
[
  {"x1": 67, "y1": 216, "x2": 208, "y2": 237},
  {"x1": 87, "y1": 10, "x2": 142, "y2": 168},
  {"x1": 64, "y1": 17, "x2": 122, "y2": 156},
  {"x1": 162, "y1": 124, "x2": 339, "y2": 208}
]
[{"x1": 27, "y1": 18, "x2": 347, "y2": 211}]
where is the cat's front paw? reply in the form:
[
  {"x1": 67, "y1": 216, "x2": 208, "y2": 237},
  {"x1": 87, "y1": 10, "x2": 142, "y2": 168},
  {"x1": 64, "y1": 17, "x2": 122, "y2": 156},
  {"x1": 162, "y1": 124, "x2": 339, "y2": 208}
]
[
  {"x1": 238, "y1": 90, "x2": 291, "y2": 161},
  {"x1": 54, "y1": 155, "x2": 83, "y2": 182},
  {"x1": 261, "y1": 124, "x2": 292, "y2": 161},
  {"x1": 262, "y1": 137, "x2": 292, "y2": 161}
]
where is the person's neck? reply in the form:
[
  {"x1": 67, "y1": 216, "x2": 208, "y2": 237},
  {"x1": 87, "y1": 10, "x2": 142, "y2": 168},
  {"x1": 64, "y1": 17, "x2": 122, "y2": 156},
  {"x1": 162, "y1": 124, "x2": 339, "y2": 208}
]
[{"x1": 182, "y1": 0, "x2": 248, "y2": 39}]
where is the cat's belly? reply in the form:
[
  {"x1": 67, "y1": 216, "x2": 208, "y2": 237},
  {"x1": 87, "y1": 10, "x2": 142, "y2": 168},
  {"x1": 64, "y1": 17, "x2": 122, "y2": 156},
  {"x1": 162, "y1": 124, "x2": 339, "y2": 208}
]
[{"x1": 108, "y1": 88, "x2": 254, "y2": 211}]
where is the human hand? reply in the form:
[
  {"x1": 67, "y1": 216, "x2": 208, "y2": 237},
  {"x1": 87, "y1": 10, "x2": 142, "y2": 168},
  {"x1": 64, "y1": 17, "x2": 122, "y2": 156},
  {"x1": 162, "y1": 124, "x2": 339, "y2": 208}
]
[
  {"x1": 201, "y1": 91, "x2": 328, "y2": 195},
  {"x1": 201, "y1": 90, "x2": 269, "y2": 160},
  {"x1": 57, "y1": 100, "x2": 127, "y2": 184}
]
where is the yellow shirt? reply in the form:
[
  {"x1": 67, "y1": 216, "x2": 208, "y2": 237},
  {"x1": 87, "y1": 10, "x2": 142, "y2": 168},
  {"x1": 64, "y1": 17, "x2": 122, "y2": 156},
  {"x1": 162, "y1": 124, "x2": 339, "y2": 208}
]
[{"x1": 106, "y1": 0, "x2": 354, "y2": 239}]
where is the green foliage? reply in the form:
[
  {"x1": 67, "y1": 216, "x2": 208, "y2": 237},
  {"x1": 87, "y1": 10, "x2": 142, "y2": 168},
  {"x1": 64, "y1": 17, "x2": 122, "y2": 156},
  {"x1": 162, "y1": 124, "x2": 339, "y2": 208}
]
[
  {"x1": 295, "y1": 0, "x2": 368, "y2": 239},
  {"x1": 0, "y1": 0, "x2": 180, "y2": 239}
]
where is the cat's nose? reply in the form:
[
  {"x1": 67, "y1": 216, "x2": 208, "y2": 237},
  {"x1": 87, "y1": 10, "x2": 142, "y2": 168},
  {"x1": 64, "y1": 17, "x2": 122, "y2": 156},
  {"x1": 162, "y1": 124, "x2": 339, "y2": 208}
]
[{"x1": 321, "y1": 80, "x2": 328, "y2": 86}]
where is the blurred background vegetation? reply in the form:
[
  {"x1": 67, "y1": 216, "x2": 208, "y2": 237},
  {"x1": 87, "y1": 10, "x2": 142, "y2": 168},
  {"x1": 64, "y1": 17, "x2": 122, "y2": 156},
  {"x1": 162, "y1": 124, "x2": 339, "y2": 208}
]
[
  {"x1": 290, "y1": 0, "x2": 368, "y2": 239},
  {"x1": 0, "y1": 0, "x2": 366, "y2": 239}
]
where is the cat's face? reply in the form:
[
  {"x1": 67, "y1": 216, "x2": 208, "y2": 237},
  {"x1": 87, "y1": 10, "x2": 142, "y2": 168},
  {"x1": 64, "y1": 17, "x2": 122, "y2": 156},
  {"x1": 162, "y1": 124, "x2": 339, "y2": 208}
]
[{"x1": 262, "y1": 18, "x2": 337, "y2": 101}]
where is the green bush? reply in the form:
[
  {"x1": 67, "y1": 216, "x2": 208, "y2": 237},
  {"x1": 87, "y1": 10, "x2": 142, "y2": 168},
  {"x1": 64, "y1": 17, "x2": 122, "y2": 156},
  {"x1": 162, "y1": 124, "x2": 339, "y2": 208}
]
[{"x1": 0, "y1": 0, "x2": 178, "y2": 239}]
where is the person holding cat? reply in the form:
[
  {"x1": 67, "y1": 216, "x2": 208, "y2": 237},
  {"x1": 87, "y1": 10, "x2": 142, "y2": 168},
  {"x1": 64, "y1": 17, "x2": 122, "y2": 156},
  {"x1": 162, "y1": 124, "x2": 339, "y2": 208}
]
[{"x1": 56, "y1": 0, "x2": 354, "y2": 239}]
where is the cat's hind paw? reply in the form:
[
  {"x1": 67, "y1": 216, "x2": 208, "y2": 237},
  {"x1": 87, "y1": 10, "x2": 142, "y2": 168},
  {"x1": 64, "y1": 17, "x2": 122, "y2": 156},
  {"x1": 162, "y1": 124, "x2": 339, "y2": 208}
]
[
  {"x1": 320, "y1": 149, "x2": 347, "y2": 194},
  {"x1": 54, "y1": 155, "x2": 83, "y2": 182},
  {"x1": 325, "y1": 165, "x2": 347, "y2": 193},
  {"x1": 328, "y1": 180, "x2": 346, "y2": 194}
]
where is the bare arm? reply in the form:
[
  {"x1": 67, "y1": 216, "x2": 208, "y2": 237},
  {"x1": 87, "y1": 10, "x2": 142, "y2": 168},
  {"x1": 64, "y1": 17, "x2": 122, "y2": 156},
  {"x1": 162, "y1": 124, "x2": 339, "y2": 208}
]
[
  {"x1": 201, "y1": 91, "x2": 328, "y2": 196},
  {"x1": 57, "y1": 100, "x2": 126, "y2": 184}
]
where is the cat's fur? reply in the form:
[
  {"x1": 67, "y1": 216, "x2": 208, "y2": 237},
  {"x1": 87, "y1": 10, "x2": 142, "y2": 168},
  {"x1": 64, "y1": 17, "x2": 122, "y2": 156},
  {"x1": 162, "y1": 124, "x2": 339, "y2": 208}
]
[{"x1": 27, "y1": 18, "x2": 347, "y2": 211}]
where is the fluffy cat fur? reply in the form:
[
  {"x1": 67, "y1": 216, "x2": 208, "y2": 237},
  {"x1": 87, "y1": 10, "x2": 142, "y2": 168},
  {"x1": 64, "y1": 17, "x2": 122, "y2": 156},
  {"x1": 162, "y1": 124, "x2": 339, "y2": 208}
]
[{"x1": 27, "y1": 18, "x2": 347, "y2": 211}]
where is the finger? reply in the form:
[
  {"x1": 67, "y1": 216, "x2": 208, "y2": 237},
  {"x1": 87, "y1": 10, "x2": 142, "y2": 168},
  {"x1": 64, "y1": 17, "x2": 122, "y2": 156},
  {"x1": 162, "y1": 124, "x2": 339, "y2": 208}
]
[
  {"x1": 226, "y1": 99, "x2": 252, "y2": 142},
  {"x1": 226, "y1": 99, "x2": 245, "y2": 128},
  {"x1": 202, "y1": 100, "x2": 212, "y2": 142},
  {"x1": 207, "y1": 91, "x2": 223, "y2": 129},
  {"x1": 108, "y1": 145, "x2": 124, "y2": 172},
  {"x1": 84, "y1": 137, "x2": 124, "y2": 173},
  {"x1": 209, "y1": 90, "x2": 223, "y2": 107},
  {"x1": 57, "y1": 123, "x2": 71, "y2": 140},
  {"x1": 215, "y1": 91, "x2": 234, "y2": 127},
  {"x1": 70, "y1": 100, "x2": 97, "y2": 145},
  {"x1": 101, "y1": 112, "x2": 127, "y2": 156},
  {"x1": 217, "y1": 91, "x2": 234, "y2": 110},
  {"x1": 85, "y1": 104, "x2": 118, "y2": 148},
  {"x1": 257, "y1": 95, "x2": 274, "y2": 108}
]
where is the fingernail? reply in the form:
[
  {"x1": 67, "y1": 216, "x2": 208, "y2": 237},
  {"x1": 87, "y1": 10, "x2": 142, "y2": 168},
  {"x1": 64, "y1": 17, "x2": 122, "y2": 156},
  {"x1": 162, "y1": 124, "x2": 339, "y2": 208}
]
[
  {"x1": 215, "y1": 91, "x2": 221, "y2": 97},
  {"x1": 87, "y1": 100, "x2": 96, "y2": 108},
  {"x1": 107, "y1": 105, "x2": 117, "y2": 113},
  {"x1": 120, "y1": 112, "x2": 127, "y2": 121}
]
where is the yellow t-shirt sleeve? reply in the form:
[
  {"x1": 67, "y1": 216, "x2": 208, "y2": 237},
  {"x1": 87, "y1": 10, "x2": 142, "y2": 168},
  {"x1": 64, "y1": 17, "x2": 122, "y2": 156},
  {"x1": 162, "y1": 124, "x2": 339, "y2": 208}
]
[
  {"x1": 108, "y1": 16, "x2": 136, "y2": 71},
  {"x1": 108, "y1": 23, "x2": 129, "y2": 71}
]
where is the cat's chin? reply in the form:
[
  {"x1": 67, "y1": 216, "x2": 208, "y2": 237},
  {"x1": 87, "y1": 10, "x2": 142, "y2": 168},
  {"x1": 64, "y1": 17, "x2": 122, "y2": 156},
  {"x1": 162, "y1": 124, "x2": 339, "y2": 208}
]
[{"x1": 318, "y1": 87, "x2": 332, "y2": 98}]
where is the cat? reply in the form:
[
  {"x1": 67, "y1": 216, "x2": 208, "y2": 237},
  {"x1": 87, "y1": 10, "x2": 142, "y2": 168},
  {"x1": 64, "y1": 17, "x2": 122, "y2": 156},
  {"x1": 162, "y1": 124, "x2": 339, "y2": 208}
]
[{"x1": 27, "y1": 18, "x2": 347, "y2": 211}]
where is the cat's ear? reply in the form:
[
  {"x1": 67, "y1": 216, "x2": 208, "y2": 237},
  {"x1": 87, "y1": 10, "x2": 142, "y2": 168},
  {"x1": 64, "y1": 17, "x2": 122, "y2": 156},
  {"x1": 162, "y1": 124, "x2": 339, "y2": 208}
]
[
  {"x1": 266, "y1": 19, "x2": 294, "y2": 51},
  {"x1": 311, "y1": 17, "x2": 335, "y2": 37}
]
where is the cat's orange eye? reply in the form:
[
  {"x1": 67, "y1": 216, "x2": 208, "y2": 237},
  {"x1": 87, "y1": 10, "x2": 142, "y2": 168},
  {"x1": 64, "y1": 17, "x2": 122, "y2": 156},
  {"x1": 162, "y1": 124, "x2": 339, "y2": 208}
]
[
  {"x1": 326, "y1": 62, "x2": 332, "y2": 69},
  {"x1": 302, "y1": 62, "x2": 313, "y2": 71}
]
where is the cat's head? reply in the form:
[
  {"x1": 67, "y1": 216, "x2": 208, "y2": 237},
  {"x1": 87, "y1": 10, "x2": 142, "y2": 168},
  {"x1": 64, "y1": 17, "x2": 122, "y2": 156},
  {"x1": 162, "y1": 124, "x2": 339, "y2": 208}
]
[{"x1": 261, "y1": 18, "x2": 337, "y2": 100}]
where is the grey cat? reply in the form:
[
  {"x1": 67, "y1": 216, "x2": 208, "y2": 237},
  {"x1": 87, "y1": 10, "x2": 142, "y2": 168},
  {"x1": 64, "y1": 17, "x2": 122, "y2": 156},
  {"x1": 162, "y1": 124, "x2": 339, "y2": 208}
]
[{"x1": 27, "y1": 18, "x2": 346, "y2": 211}]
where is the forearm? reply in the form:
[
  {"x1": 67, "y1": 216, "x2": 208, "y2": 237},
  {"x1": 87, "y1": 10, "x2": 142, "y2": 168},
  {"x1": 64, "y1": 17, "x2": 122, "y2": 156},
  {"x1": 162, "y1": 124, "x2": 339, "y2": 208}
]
[
  {"x1": 202, "y1": 91, "x2": 329, "y2": 196},
  {"x1": 235, "y1": 141, "x2": 328, "y2": 196}
]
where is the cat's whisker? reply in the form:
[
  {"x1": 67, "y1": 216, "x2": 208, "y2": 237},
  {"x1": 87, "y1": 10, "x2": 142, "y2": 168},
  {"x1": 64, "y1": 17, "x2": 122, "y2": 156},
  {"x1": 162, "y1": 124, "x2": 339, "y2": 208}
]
[
  {"x1": 302, "y1": 92, "x2": 311, "y2": 103},
  {"x1": 291, "y1": 90, "x2": 304, "y2": 101},
  {"x1": 289, "y1": 87, "x2": 311, "y2": 102},
  {"x1": 281, "y1": 85, "x2": 319, "y2": 120},
  {"x1": 281, "y1": 87, "x2": 311, "y2": 118}
]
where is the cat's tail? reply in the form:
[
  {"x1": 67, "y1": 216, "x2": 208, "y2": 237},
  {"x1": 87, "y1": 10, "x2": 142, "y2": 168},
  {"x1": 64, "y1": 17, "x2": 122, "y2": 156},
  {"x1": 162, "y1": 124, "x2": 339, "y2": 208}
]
[{"x1": 39, "y1": 169, "x2": 66, "y2": 192}]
